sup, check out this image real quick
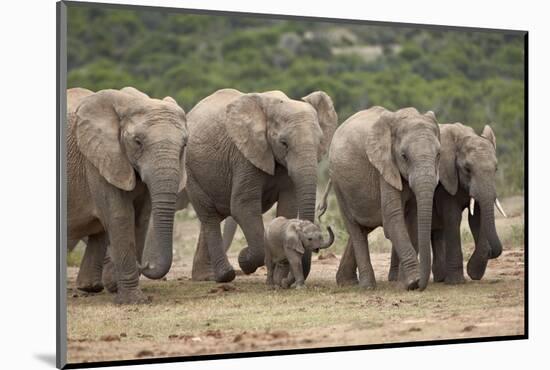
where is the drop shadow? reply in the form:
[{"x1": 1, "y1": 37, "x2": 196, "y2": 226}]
[{"x1": 34, "y1": 353, "x2": 57, "y2": 367}]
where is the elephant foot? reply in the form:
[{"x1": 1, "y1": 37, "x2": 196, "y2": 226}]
[
  {"x1": 237, "y1": 246, "x2": 265, "y2": 275},
  {"x1": 214, "y1": 265, "x2": 236, "y2": 283},
  {"x1": 398, "y1": 266, "x2": 420, "y2": 290},
  {"x1": 467, "y1": 258, "x2": 488, "y2": 281},
  {"x1": 191, "y1": 266, "x2": 216, "y2": 281},
  {"x1": 114, "y1": 288, "x2": 151, "y2": 305},
  {"x1": 281, "y1": 277, "x2": 293, "y2": 289},
  {"x1": 76, "y1": 280, "x2": 104, "y2": 293},
  {"x1": 273, "y1": 263, "x2": 289, "y2": 286},
  {"x1": 404, "y1": 278, "x2": 419, "y2": 291},
  {"x1": 102, "y1": 261, "x2": 118, "y2": 293},
  {"x1": 336, "y1": 267, "x2": 359, "y2": 286},
  {"x1": 387, "y1": 267, "x2": 399, "y2": 282},
  {"x1": 358, "y1": 279, "x2": 376, "y2": 290},
  {"x1": 444, "y1": 273, "x2": 466, "y2": 285},
  {"x1": 294, "y1": 282, "x2": 306, "y2": 290}
]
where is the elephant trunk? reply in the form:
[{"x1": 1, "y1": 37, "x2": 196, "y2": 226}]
[
  {"x1": 413, "y1": 178, "x2": 437, "y2": 291},
  {"x1": 141, "y1": 159, "x2": 180, "y2": 279},
  {"x1": 480, "y1": 198, "x2": 503, "y2": 259},
  {"x1": 290, "y1": 153, "x2": 318, "y2": 278},
  {"x1": 320, "y1": 226, "x2": 335, "y2": 249}
]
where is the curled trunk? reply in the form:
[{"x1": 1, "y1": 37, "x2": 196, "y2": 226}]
[
  {"x1": 320, "y1": 226, "x2": 335, "y2": 249},
  {"x1": 141, "y1": 166, "x2": 179, "y2": 279}
]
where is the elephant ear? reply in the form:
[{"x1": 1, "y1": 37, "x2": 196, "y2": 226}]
[
  {"x1": 439, "y1": 124, "x2": 459, "y2": 195},
  {"x1": 365, "y1": 111, "x2": 402, "y2": 191},
  {"x1": 302, "y1": 91, "x2": 338, "y2": 157},
  {"x1": 178, "y1": 150, "x2": 188, "y2": 193},
  {"x1": 481, "y1": 124, "x2": 496, "y2": 149},
  {"x1": 224, "y1": 94, "x2": 275, "y2": 175},
  {"x1": 75, "y1": 90, "x2": 136, "y2": 191},
  {"x1": 285, "y1": 221, "x2": 305, "y2": 255}
]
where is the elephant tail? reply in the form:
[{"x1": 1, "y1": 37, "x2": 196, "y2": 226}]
[{"x1": 316, "y1": 179, "x2": 332, "y2": 222}]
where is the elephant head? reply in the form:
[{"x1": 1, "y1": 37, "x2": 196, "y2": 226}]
[
  {"x1": 366, "y1": 107, "x2": 441, "y2": 290},
  {"x1": 75, "y1": 87, "x2": 188, "y2": 279},
  {"x1": 439, "y1": 123, "x2": 503, "y2": 279},
  {"x1": 295, "y1": 222, "x2": 335, "y2": 253},
  {"x1": 224, "y1": 90, "x2": 337, "y2": 272}
]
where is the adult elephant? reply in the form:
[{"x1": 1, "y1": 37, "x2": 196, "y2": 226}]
[
  {"x1": 332, "y1": 123, "x2": 505, "y2": 286},
  {"x1": 392, "y1": 123, "x2": 505, "y2": 283},
  {"x1": 67, "y1": 87, "x2": 188, "y2": 303},
  {"x1": 183, "y1": 88, "x2": 337, "y2": 282},
  {"x1": 327, "y1": 106, "x2": 440, "y2": 291}
]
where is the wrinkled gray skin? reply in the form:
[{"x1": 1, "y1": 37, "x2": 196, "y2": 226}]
[
  {"x1": 390, "y1": 123, "x2": 503, "y2": 283},
  {"x1": 328, "y1": 106, "x2": 440, "y2": 291},
  {"x1": 67, "y1": 87, "x2": 188, "y2": 304},
  {"x1": 71, "y1": 190, "x2": 190, "y2": 294},
  {"x1": 333, "y1": 123, "x2": 503, "y2": 286},
  {"x1": 184, "y1": 88, "x2": 337, "y2": 282},
  {"x1": 264, "y1": 217, "x2": 335, "y2": 289}
]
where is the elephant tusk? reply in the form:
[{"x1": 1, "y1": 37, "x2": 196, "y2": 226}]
[
  {"x1": 469, "y1": 197, "x2": 475, "y2": 216},
  {"x1": 495, "y1": 198, "x2": 508, "y2": 218}
]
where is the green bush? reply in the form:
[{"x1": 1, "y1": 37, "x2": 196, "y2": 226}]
[{"x1": 67, "y1": 5, "x2": 524, "y2": 196}]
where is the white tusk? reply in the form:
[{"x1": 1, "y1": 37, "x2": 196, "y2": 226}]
[
  {"x1": 495, "y1": 198, "x2": 507, "y2": 218},
  {"x1": 469, "y1": 197, "x2": 475, "y2": 216}
]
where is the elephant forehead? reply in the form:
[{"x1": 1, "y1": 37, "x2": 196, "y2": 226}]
[{"x1": 462, "y1": 136, "x2": 496, "y2": 159}]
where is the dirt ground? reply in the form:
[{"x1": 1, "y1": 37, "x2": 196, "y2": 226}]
[{"x1": 65, "y1": 196, "x2": 525, "y2": 364}]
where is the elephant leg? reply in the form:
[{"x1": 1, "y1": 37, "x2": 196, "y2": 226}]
[
  {"x1": 399, "y1": 204, "x2": 419, "y2": 285},
  {"x1": 388, "y1": 246, "x2": 399, "y2": 281},
  {"x1": 231, "y1": 173, "x2": 266, "y2": 274},
  {"x1": 335, "y1": 237, "x2": 359, "y2": 286},
  {"x1": 379, "y1": 181, "x2": 419, "y2": 290},
  {"x1": 191, "y1": 226, "x2": 215, "y2": 281},
  {"x1": 287, "y1": 251, "x2": 305, "y2": 288},
  {"x1": 134, "y1": 193, "x2": 152, "y2": 271},
  {"x1": 281, "y1": 269, "x2": 295, "y2": 289},
  {"x1": 264, "y1": 243, "x2": 275, "y2": 286},
  {"x1": 202, "y1": 219, "x2": 236, "y2": 283},
  {"x1": 334, "y1": 186, "x2": 374, "y2": 288},
  {"x1": 76, "y1": 233, "x2": 107, "y2": 293},
  {"x1": 273, "y1": 261, "x2": 289, "y2": 286},
  {"x1": 431, "y1": 229, "x2": 447, "y2": 282},
  {"x1": 467, "y1": 206, "x2": 489, "y2": 280},
  {"x1": 222, "y1": 217, "x2": 238, "y2": 253},
  {"x1": 102, "y1": 249, "x2": 118, "y2": 293},
  {"x1": 443, "y1": 210, "x2": 465, "y2": 284},
  {"x1": 100, "y1": 203, "x2": 148, "y2": 303}
]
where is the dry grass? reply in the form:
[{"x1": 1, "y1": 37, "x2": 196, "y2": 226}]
[{"x1": 66, "y1": 195, "x2": 525, "y2": 364}]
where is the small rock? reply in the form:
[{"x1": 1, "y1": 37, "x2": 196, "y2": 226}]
[
  {"x1": 462, "y1": 325, "x2": 476, "y2": 332},
  {"x1": 136, "y1": 350, "x2": 154, "y2": 358},
  {"x1": 100, "y1": 334, "x2": 120, "y2": 342}
]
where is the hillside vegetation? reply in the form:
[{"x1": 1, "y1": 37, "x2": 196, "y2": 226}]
[{"x1": 67, "y1": 5, "x2": 525, "y2": 195}]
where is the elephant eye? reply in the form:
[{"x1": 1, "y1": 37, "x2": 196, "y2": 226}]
[
  {"x1": 134, "y1": 137, "x2": 143, "y2": 148},
  {"x1": 401, "y1": 152, "x2": 408, "y2": 162},
  {"x1": 308, "y1": 237, "x2": 312, "y2": 241},
  {"x1": 280, "y1": 138, "x2": 289, "y2": 149}
]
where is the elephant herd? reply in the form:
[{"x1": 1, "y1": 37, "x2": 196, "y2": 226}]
[{"x1": 66, "y1": 86, "x2": 505, "y2": 304}]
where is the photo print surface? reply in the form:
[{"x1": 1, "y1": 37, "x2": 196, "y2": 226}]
[{"x1": 58, "y1": 1, "x2": 526, "y2": 367}]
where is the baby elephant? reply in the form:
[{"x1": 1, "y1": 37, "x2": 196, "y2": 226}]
[{"x1": 265, "y1": 217, "x2": 335, "y2": 289}]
